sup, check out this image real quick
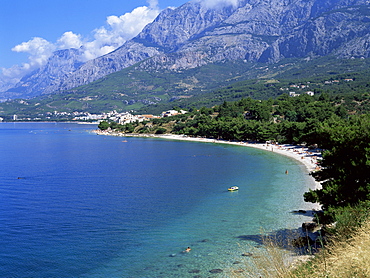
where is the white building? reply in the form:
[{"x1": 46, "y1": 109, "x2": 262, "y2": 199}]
[
  {"x1": 118, "y1": 112, "x2": 138, "y2": 125},
  {"x1": 305, "y1": 91, "x2": 315, "y2": 96},
  {"x1": 161, "y1": 110, "x2": 187, "y2": 117}
]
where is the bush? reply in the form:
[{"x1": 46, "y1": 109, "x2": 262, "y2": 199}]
[
  {"x1": 155, "y1": 127, "x2": 167, "y2": 134},
  {"x1": 326, "y1": 201, "x2": 370, "y2": 238},
  {"x1": 98, "y1": 121, "x2": 110, "y2": 130}
]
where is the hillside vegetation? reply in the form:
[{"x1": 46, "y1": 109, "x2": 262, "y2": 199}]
[{"x1": 1, "y1": 57, "x2": 370, "y2": 119}]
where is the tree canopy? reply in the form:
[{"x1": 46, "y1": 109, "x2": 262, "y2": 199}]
[{"x1": 304, "y1": 115, "x2": 370, "y2": 222}]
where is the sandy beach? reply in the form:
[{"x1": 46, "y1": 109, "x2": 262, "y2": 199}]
[
  {"x1": 158, "y1": 134, "x2": 321, "y2": 174},
  {"x1": 95, "y1": 130, "x2": 322, "y2": 190}
]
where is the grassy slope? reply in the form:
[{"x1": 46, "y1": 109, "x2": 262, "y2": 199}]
[
  {"x1": 137, "y1": 57, "x2": 370, "y2": 114},
  {"x1": 235, "y1": 219, "x2": 370, "y2": 278},
  {"x1": 1, "y1": 56, "x2": 370, "y2": 117},
  {"x1": 292, "y1": 222, "x2": 370, "y2": 277}
]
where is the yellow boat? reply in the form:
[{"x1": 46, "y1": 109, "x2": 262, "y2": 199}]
[{"x1": 228, "y1": 186, "x2": 239, "y2": 191}]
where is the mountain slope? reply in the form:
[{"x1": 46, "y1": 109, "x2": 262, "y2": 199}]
[
  {"x1": 3, "y1": 0, "x2": 370, "y2": 99},
  {"x1": 1, "y1": 56, "x2": 369, "y2": 119},
  {"x1": 1, "y1": 49, "x2": 83, "y2": 99}
]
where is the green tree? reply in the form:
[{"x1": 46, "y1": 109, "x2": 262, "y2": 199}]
[
  {"x1": 335, "y1": 105, "x2": 348, "y2": 119},
  {"x1": 108, "y1": 121, "x2": 119, "y2": 130},
  {"x1": 98, "y1": 121, "x2": 110, "y2": 130},
  {"x1": 250, "y1": 102, "x2": 272, "y2": 121},
  {"x1": 155, "y1": 127, "x2": 167, "y2": 134},
  {"x1": 125, "y1": 123, "x2": 135, "y2": 133},
  {"x1": 217, "y1": 101, "x2": 243, "y2": 119},
  {"x1": 254, "y1": 121, "x2": 278, "y2": 142},
  {"x1": 304, "y1": 115, "x2": 370, "y2": 223},
  {"x1": 279, "y1": 121, "x2": 307, "y2": 143},
  {"x1": 285, "y1": 110, "x2": 298, "y2": 122}
]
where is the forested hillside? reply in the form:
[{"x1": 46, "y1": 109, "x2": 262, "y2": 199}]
[
  {"x1": 100, "y1": 92, "x2": 369, "y2": 144},
  {"x1": 2, "y1": 57, "x2": 370, "y2": 119}
]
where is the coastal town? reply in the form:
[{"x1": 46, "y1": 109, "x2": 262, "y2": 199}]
[
  {"x1": 72, "y1": 109, "x2": 188, "y2": 124},
  {"x1": 1, "y1": 77, "x2": 355, "y2": 123},
  {"x1": 4, "y1": 109, "x2": 188, "y2": 123}
]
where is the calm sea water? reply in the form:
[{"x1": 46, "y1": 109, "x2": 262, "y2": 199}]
[{"x1": 0, "y1": 123, "x2": 316, "y2": 277}]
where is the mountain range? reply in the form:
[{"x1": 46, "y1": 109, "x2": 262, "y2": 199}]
[{"x1": 2, "y1": 0, "x2": 370, "y2": 101}]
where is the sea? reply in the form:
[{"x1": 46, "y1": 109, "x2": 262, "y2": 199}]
[{"x1": 0, "y1": 122, "x2": 316, "y2": 277}]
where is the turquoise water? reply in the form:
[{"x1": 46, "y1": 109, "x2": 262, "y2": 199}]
[{"x1": 0, "y1": 123, "x2": 315, "y2": 277}]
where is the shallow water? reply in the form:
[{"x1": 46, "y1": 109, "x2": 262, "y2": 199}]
[{"x1": 0, "y1": 123, "x2": 315, "y2": 277}]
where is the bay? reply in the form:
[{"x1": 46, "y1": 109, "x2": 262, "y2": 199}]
[{"x1": 0, "y1": 123, "x2": 315, "y2": 277}]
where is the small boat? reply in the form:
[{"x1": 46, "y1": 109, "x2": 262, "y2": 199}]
[{"x1": 228, "y1": 186, "x2": 239, "y2": 191}]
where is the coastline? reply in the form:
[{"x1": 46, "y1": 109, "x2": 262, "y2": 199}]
[
  {"x1": 95, "y1": 130, "x2": 323, "y2": 267},
  {"x1": 95, "y1": 130, "x2": 322, "y2": 191}
]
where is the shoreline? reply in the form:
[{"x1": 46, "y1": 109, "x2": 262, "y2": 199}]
[
  {"x1": 95, "y1": 130, "x2": 322, "y2": 191},
  {"x1": 96, "y1": 130, "x2": 323, "y2": 263}
]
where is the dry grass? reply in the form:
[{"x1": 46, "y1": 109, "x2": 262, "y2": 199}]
[
  {"x1": 291, "y1": 220, "x2": 370, "y2": 278},
  {"x1": 232, "y1": 221, "x2": 370, "y2": 278},
  {"x1": 234, "y1": 243, "x2": 299, "y2": 278},
  {"x1": 230, "y1": 231, "x2": 310, "y2": 278}
]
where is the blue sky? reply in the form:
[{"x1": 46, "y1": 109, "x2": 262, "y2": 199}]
[{"x1": 0, "y1": 0, "x2": 188, "y2": 87}]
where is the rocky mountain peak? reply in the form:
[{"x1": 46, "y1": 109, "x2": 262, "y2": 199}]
[{"x1": 3, "y1": 0, "x2": 370, "y2": 99}]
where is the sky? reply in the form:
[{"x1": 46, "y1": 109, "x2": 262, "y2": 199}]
[
  {"x1": 0, "y1": 0, "x2": 188, "y2": 88},
  {"x1": 0, "y1": 0, "x2": 240, "y2": 89}
]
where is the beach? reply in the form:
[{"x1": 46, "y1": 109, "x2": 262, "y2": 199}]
[
  {"x1": 95, "y1": 130, "x2": 322, "y2": 192},
  {"x1": 156, "y1": 134, "x2": 323, "y2": 210}
]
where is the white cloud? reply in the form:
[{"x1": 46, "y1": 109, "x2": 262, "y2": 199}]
[
  {"x1": 148, "y1": 0, "x2": 159, "y2": 9},
  {"x1": 0, "y1": 64, "x2": 30, "y2": 92},
  {"x1": 1, "y1": 0, "x2": 161, "y2": 90},
  {"x1": 12, "y1": 37, "x2": 56, "y2": 69},
  {"x1": 80, "y1": 3, "x2": 160, "y2": 61},
  {"x1": 1, "y1": 65, "x2": 25, "y2": 82},
  {"x1": 194, "y1": 0, "x2": 239, "y2": 9},
  {"x1": 57, "y1": 31, "x2": 83, "y2": 49},
  {"x1": 0, "y1": 37, "x2": 57, "y2": 90}
]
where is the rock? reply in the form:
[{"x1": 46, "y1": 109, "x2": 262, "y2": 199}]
[
  {"x1": 291, "y1": 236, "x2": 314, "y2": 247},
  {"x1": 302, "y1": 221, "x2": 320, "y2": 232},
  {"x1": 209, "y1": 269, "x2": 223, "y2": 274},
  {"x1": 292, "y1": 209, "x2": 307, "y2": 214}
]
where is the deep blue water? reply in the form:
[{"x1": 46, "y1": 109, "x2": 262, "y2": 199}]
[{"x1": 0, "y1": 123, "x2": 315, "y2": 277}]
